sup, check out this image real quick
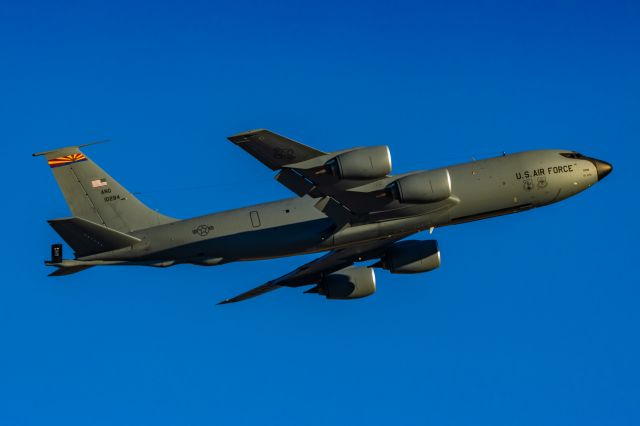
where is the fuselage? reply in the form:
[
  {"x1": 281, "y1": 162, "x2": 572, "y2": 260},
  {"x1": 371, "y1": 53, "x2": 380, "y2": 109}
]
[{"x1": 80, "y1": 149, "x2": 611, "y2": 266}]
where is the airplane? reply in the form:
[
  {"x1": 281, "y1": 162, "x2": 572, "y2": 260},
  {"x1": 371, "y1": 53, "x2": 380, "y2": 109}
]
[{"x1": 34, "y1": 129, "x2": 612, "y2": 304}]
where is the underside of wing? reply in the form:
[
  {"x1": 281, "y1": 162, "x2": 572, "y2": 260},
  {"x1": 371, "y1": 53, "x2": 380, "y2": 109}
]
[{"x1": 217, "y1": 235, "x2": 409, "y2": 305}]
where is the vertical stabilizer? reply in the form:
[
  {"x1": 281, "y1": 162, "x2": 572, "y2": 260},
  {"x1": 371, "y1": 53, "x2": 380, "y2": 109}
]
[{"x1": 34, "y1": 144, "x2": 175, "y2": 233}]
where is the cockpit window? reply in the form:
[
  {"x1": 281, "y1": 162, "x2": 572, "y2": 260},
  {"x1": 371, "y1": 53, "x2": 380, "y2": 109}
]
[{"x1": 560, "y1": 152, "x2": 585, "y2": 159}]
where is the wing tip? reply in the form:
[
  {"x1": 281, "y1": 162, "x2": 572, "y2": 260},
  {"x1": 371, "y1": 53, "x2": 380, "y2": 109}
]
[
  {"x1": 227, "y1": 129, "x2": 269, "y2": 143},
  {"x1": 216, "y1": 282, "x2": 281, "y2": 306}
]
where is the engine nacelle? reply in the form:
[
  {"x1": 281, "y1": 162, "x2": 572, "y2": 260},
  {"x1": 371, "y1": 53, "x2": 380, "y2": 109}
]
[
  {"x1": 381, "y1": 240, "x2": 440, "y2": 274},
  {"x1": 387, "y1": 169, "x2": 451, "y2": 203},
  {"x1": 317, "y1": 266, "x2": 377, "y2": 299},
  {"x1": 327, "y1": 146, "x2": 392, "y2": 179}
]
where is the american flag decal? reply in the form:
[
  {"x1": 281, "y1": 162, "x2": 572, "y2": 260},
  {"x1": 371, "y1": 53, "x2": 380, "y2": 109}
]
[
  {"x1": 48, "y1": 153, "x2": 87, "y2": 168},
  {"x1": 91, "y1": 178, "x2": 108, "y2": 188}
]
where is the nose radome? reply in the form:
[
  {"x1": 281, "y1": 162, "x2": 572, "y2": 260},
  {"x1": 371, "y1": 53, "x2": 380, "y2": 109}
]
[{"x1": 594, "y1": 159, "x2": 613, "y2": 181}]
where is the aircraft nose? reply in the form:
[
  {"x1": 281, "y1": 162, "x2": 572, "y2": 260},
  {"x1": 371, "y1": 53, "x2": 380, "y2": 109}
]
[{"x1": 593, "y1": 159, "x2": 613, "y2": 181}]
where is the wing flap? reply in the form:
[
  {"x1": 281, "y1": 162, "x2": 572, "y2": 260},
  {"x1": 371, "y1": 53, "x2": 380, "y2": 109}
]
[{"x1": 275, "y1": 168, "x2": 316, "y2": 197}]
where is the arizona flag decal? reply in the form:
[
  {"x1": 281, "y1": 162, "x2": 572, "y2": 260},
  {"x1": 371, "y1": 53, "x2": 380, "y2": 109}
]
[{"x1": 48, "y1": 153, "x2": 87, "y2": 168}]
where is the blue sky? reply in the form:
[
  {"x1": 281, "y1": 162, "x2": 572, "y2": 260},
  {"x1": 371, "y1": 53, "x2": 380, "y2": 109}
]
[{"x1": 1, "y1": 0, "x2": 639, "y2": 424}]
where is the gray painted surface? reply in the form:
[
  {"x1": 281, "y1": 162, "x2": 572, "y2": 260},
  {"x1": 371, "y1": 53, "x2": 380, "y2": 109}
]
[{"x1": 34, "y1": 130, "x2": 612, "y2": 303}]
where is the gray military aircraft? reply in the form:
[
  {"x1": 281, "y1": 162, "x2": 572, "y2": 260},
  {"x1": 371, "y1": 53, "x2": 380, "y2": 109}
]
[{"x1": 34, "y1": 129, "x2": 612, "y2": 304}]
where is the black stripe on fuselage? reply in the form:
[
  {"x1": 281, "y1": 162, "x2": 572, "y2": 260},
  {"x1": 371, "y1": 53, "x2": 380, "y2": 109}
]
[{"x1": 450, "y1": 204, "x2": 533, "y2": 225}]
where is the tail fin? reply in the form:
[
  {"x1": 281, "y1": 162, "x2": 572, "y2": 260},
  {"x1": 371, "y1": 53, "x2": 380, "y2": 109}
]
[{"x1": 34, "y1": 143, "x2": 175, "y2": 232}]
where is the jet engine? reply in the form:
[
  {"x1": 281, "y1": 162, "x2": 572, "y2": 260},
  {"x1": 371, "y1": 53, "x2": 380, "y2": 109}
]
[
  {"x1": 326, "y1": 146, "x2": 392, "y2": 179},
  {"x1": 387, "y1": 169, "x2": 451, "y2": 203},
  {"x1": 313, "y1": 266, "x2": 377, "y2": 299},
  {"x1": 379, "y1": 240, "x2": 440, "y2": 274}
]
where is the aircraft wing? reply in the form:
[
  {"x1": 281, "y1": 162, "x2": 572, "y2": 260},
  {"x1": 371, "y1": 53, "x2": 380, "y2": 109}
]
[
  {"x1": 228, "y1": 129, "x2": 398, "y2": 222},
  {"x1": 228, "y1": 129, "x2": 326, "y2": 170},
  {"x1": 217, "y1": 235, "x2": 408, "y2": 305}
]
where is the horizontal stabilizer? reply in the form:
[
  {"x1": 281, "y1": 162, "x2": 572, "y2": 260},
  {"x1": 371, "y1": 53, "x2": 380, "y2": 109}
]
[
  {"x1": 48, "y1": 265, "x2": 94, "y2": 276},
  {"x1": 48, "y1": 217, "x2": 141, "y2": 256}
]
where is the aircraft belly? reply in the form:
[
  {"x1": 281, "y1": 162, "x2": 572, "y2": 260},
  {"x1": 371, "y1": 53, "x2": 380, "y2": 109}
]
[
  {"x1": 204, "y1": 218, "x2": 334, "y2": 260},
  {"x1": 137, "y1": 217, "x2": 334, "y2": 262}
]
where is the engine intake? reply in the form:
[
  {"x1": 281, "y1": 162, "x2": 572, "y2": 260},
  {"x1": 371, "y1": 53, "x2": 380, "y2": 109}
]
[
  {"x1": 327, "y1": 146, "x2": 392, "y2": 179},
  {"x1": 381, "y1": 240, "x2": 441, "y2": 274},
  {"x1": 316, "y1": 266, "x2": 377, "y2": 299},
  {"x1": 387, "y1": 169, "x2": 451, "y2": 203}
]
